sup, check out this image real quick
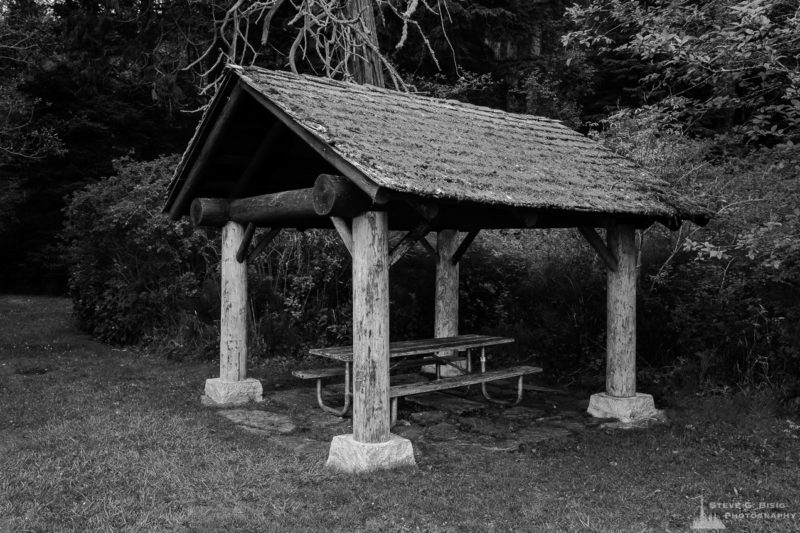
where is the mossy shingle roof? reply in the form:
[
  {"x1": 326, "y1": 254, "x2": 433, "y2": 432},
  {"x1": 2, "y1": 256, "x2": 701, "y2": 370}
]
[{"x1": 166, "y1": 66, "x2": 709, "y2": 227}]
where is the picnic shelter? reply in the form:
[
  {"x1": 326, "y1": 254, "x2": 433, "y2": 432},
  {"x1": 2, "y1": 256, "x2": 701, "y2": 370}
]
[{"x1": 163, "y1": 65, "x2": 710, "y2": 472}]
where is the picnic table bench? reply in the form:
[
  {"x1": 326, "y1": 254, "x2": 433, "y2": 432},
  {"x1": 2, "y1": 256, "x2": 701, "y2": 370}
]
[{"x1": 292, "y1": 334, "x2": 542, "y2": 421}]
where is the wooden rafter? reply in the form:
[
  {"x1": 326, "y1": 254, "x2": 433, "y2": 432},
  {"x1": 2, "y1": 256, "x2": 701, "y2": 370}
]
[
  {"x1": 168, "y1": 83, "x2": 244, "y2": 219},
  {"x1": 238, "y1": 79, "x2": 390, "y2": 205},
  {"x1": 229, "y1": 121, "x2": 285, "y2": 198}
]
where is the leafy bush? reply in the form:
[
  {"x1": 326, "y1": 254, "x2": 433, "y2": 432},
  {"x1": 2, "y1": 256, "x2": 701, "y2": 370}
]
[
  {"x1": 63, "y1": 156, "x2": 354, "y2": 358},
  {"x1": 565, "y1": 0, "x2": 800, "y2": 143},
  {"x1": 63, "y1": 156, "x2": 218, "y2": 349},
  {"x1": 594, "y1": 115, "x2": 800, "y2": 390}
]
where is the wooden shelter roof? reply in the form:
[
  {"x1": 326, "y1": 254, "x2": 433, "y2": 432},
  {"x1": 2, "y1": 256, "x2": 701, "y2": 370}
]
[{"x1": 164, "y1": 66, "x2": 710, "y2": 230}]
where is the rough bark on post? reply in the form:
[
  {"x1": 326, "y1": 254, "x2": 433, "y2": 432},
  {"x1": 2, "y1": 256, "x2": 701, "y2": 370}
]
[
  {"x1": 351, "y1": 211, "x2": 391, "y2": 443},
  {"x1": 606, "y1": 223, "x2": 637, "y2": 397},
  {"x1": 220, "y1": 221, "x2": 248, "y2": 381}
]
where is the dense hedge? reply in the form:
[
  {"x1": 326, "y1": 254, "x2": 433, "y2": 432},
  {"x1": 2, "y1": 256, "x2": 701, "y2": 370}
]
[
  {"x1": 63, "y1": 156, "x2": 217, "y2": 349},
  {"x1": 63, "y1": 143, "x2": 800, "y2": 394}
]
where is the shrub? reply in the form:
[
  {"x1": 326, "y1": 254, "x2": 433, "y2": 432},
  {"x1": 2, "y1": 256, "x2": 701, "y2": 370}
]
[
  {"x1": 63, "y1": 155, "x2": 218, "y2": 350},
  {"x1": 62, "y1": 155, "x2": 354, "y2": 358},
  {"x1": 597, "y1": 114, "x2": 800, "y2": 390}
]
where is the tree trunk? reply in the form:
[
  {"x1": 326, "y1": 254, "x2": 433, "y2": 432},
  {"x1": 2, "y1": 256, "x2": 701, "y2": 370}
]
[{"x1": 345, "y1": 0, "x2": 385, "y2": 88}]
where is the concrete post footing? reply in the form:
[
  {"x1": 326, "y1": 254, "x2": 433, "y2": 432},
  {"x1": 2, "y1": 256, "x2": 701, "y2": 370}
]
[
  {"x1": 587, "y1": 392, "x2": 661, "y2": 424},
  {"x1": 202, "y1": 377, "x2": 263, "y2": 406},
  {"x1": 325, "y1": 434, "x2": 416, "y2": 473}
]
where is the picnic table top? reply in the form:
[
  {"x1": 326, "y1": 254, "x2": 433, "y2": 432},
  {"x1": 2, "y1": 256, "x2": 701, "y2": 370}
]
[{"x1": 308, "y1": 334, "x2": 515, "y2": 362}]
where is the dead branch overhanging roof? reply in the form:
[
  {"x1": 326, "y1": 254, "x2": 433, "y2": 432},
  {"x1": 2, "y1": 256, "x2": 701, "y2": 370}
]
[{"x1": 165, "y1": 66, "x2": 711, "y2": 227}]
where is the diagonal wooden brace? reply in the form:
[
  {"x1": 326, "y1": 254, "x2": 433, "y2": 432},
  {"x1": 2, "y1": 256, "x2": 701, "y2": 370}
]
[
  {"x1": 235, "y1": 223, "x2": 257, "y2": 263},
  {"x1": 389, "y1": 221, "x2": 431, "y2": 266},
  {"x1": 451, "y1": 229, "x2": 480, "y2": 265},
  {"x1": 578, "y1": 227, "x2": 618, "y2": 272},
  {"x1": 246, "y1": 227, "x2": 281, "y2": 263},
  {"x1": 330, "y1": 216, "x2": 353, "y2": 256}
]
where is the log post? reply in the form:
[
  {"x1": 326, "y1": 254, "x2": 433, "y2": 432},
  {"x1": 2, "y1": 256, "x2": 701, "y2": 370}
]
[
  {"x1": 203, "y1": 221, "x2": 263, "y2": 405},
  {"x1": 430, "y1": 230, "x2": 460, "y2": 376},
  {"x1": 587, "y1": 223, "x2": 660, "y2": 423},
  {"x1": 351, "y1": 211, "x2": 391, "y2": 443},
  {"x1": 220, "y1": 221, "x2": 248, "y2": 381},
  {"x1": 326, "y1": 211, "x2": 415, "y2": 472},
  {"x1": 606, "y1": 223, "x2": 636, "y2": 397}
]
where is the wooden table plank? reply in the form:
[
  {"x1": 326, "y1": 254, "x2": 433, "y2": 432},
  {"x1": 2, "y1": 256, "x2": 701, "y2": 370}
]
[{"x1": 308, "y1": 334, "x2": 514, "y2": 362}]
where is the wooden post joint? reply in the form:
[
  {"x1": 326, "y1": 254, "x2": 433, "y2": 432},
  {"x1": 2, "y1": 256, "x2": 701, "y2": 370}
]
[
  {"x1": 389, "y1": 221, "x2": 431, "y2": 266},
  {"x1": 247, "y1": 227, "x2": 282, "y2": 263},
  {"x1": 578, "y1": 227, "x2": 618, "y2": 272},
  {"x1": 330, "y1": 216, "x2": 353, "y2": 256},
  {"x1": 235, "y1": 223, "x2": 257, "y2": 263},
  {"x1": 451, "y1": 230, "x2": 480, "y2": 265}
]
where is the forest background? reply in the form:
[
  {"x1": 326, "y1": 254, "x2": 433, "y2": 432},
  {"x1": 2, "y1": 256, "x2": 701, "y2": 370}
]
[{"x1": 1, "y1": 0, "x2": 799, "y2": 401}]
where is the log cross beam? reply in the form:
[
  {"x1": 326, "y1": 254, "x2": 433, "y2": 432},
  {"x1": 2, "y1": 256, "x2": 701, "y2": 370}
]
[
  {"x1": 235, "y1": 223, "x2": 257, "y2": 263},
  {"x1": 578, "y1": 227, "x2": 619, "y2": 272},
  {"x1": 389, "y1": 221, "x2": 431, "y2": 266},
  {"x1": 190, "y1": 174, "x2": 376, "y2": 229},
  {"x1": 247, "y1": 227, "x2": 282, "y2": 263},
  {"x1": 451, "y1": 229, "x2": 480, "y2": 265}
]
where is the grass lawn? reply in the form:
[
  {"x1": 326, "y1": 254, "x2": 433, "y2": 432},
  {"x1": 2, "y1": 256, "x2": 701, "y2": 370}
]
[{"x1": 1, "y1": 295, "x2": 798, "y2": 532}]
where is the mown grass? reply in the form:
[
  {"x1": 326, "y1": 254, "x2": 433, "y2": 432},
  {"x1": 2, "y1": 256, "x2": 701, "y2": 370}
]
[{"x1": 1, "y1": 295, "x2": 799, "y2": 532}]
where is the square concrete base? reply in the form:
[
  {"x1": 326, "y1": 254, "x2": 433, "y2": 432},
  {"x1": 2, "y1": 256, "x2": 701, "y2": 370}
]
[
  {"x1": 325, "y1": 434, "x2": 416, "y2": 473},
  {"x1": 587, "y1": 392, "x2": 662, "y2": 424},
  {"x1": 202, "y1": 377, "x2": 263, "y2": 406}
]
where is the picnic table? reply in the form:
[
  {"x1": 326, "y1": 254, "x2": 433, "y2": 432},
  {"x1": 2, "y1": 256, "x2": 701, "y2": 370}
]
[{"x1": 292, "y1": 334, "x2": 542, "y2": 421}]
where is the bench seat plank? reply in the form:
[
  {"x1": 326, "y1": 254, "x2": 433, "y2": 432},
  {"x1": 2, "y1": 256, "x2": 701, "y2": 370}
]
[
  {"x1": 309, "y1": 334, "x2": 514, "y2": 362},
  {"x1": 292, "y1": 368, "x2": 346, "y2": 379},
  {"x1": 389, "y1": 365, "x2": 542, "y2": 398},
  {"x1": 292, "y1": 355, "x2": 466, "y2": 381}
]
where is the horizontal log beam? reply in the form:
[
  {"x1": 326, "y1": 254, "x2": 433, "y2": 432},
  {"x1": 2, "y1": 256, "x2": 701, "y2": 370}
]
[
  {"x1": 191, "y1": 175, "x2": 376, "y2": 227},
  {"x1": 190, "y1": 189, "x2": 317, "y2": 226},
  {"x1": 191, "y1": 198, "x2": 230, "y2": 227},
  {"x1": 313, "y1": 174, "x2": 372, "y2": 218},
  {"x1": 231, "y1": 188, "x2": 316, "y2": 225}
]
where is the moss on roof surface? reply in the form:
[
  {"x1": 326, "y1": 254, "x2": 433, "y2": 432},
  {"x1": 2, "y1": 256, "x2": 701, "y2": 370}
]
[{"x1": 168, "y1": 66, "x2": 709, "y2": 224}]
